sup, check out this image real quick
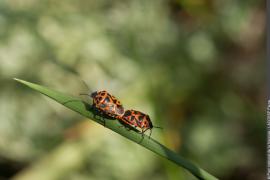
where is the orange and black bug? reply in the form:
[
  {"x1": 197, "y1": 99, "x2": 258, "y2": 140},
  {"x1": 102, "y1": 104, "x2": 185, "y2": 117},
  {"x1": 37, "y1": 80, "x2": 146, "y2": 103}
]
[
  {"x1": 120, "y1": 109, "x2": 162, "y2": 138},
  {"x1": 80, "y1": 90, "x2": 125, "y2": 119}
]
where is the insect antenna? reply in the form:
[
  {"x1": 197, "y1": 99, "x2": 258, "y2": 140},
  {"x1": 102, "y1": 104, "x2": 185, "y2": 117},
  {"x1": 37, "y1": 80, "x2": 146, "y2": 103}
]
[
  {"x1": 79, "y1": 93, "x2": 91, "y2": 97},
  {"x1": 73, "y1": 73, "x2": 94, "y2": 95},
  {"x1": 80, "y1": 79, "x2": 92, "y2": 92},
  {"x1": 78, "y1": 79, "x2": 95, "y2": 100},
  {"x1": 153, "y1": 126, "x2": 163, "y2": 129}
]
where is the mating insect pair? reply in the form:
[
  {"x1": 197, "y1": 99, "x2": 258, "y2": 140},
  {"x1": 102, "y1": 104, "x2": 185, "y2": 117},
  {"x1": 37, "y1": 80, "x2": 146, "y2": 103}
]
[{"x1": 80, "y1": 90, "x2": 162, "y2": 138}]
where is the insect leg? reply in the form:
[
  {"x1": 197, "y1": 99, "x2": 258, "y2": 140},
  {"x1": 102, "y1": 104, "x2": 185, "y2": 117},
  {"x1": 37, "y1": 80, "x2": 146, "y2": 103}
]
[
  {"x1": 139, "y1": 130, "x2": 145, "y2": 143},
  {"x1": 149, "y1": 129, "x2": 152, "y2": 139}
]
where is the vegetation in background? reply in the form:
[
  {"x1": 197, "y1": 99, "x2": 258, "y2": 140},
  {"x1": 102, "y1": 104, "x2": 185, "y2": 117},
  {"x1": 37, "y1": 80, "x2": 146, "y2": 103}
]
[{"x1": 0, "y1": 0, "x2": 265, "y2": 179}]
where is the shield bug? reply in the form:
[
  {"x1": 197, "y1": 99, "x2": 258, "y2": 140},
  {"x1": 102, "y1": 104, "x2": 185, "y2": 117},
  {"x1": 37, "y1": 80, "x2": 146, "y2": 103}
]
[
  {"x1": 120, "y1": 109, "x2": 162, "y2": 138},
  {"x1": 80, "y1": 90, "x2": 125, "y2": 119}
]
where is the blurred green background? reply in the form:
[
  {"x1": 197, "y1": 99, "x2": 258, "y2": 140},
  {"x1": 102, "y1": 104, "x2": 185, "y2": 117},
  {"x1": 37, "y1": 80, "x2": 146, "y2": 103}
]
[{"x1": 0, "y1": 0, "x2": 265, "y2": 180}]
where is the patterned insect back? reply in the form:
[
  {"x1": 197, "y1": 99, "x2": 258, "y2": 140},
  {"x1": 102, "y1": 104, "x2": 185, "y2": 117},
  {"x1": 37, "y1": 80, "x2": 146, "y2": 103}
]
[
  {"x1": 87, "y1": 90, "x2": 161, "y2": 137},
  {"x1": 91, "y1": 90, "x2": 124, "y2": 118},
  {"x1": 121, "y1": 109, "x2": 155, "y2": 136}
]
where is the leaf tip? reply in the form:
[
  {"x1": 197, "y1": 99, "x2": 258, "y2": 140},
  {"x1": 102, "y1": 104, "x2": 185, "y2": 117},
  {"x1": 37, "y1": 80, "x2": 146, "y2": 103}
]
[
  {"x1": 13, "y1": 78, "x2": 27, "y2": 85},
  {"x1": 13, "y1": 78, "x2": 22, "y2": 82}
]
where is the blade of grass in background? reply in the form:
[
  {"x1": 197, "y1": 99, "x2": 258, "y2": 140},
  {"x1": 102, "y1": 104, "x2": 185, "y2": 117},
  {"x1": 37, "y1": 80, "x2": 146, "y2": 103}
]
[{"x1": 14, "y1": 78, "x2": 218, "y2": 180}]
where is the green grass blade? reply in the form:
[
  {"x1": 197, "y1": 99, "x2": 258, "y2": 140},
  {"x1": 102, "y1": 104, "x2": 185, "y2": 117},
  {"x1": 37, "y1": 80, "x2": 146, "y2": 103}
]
[{"x1": 14, "y1": 78, "x2": 218, "y2": 180}]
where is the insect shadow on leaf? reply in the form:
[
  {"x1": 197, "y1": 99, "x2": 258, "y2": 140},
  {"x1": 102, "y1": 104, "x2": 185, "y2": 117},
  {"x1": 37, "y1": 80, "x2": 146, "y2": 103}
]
[
  {"x1": 118, "y1": 120, "x2": 140, "y2": 133},
  {"x1": 63, "y1": 99, "x2": 115, "y2": 126}
]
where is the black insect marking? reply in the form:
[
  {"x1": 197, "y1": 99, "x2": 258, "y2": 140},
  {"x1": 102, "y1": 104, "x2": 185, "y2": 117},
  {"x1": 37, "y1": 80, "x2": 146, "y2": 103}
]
[
  {"x1": 98, "y1": 97, "x2": 103, "y2": 101},
  {"x1": 113, "y1": 99, "x2": 117, "y2": 103},
  {"x1": 108, "y1": 94, "x2": 115, "y2": 100},
  {"x1": 124, "y1": 110, "x2": 131, "y2": 117},
  {"x1": 134, "y1": 111, "x2": 138, "y2": 114},
  {"x1": 104, "y1": 97, "x2": 110, "y2": 103},
  {"x1": 138, "y1": 115, "x2": 144, "y2": 121},
  {"x1": 101, "y1": 92, "x2": 106, "y2": 96},
  {"x1": 131, "y1": 116, "x2": 135, "y2": 121}
]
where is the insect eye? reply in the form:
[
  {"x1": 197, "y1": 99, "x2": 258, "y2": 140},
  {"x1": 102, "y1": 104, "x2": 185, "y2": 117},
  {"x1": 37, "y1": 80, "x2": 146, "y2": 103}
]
[
  {"x1": 124, "y1": 110, "x2": 131, "y2": 117},
  {"x1": 91, "y1": 91, "x2": 98, "y2": 98}
]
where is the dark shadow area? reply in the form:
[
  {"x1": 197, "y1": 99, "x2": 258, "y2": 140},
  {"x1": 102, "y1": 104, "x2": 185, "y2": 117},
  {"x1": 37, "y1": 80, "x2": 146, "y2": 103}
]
[{"x1": 0, "y1": 157, "x2": 28, "y2": 179}]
